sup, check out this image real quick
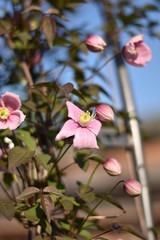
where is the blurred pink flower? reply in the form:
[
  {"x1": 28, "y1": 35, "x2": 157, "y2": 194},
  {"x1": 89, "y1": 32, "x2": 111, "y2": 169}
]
[
  {"x1": 0, "y1": 92, "x2": 26, "y2": 130},
  {"x1": 85, "y1": 35, "x2": 107, "y2": 52},
  {"x1": 123, "y1": 179, "x2": 142, "y2": 197},
  {"x1": 103, "y1": 157, "x2": 122, "y2": 176},
  {"x1": 122, "y1": 34, "x2": 152, "y2": 67},
  {"x1": 95, "y1": 104, "x2": 114, "y2": 122},
  {"x1": 55, "y1": 101, "x2": 102, "y2": 150}
]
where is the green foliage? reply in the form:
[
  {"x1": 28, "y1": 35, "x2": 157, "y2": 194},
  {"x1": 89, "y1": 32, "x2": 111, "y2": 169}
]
[
  {"x1": 8, "y1": 146, "x2": 35, "y2": 169},
  {"x1": 0, "y1": 200, "x2": 15, "y2": 220}
]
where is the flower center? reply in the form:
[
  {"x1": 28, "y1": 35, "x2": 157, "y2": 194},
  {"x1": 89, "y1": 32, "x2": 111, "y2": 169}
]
[
  {"x1": 126, "y1": 42, "x2": 138, "y2": 60},
  {"x1": 79, "y1": 111, "x2": 95, "y2": 127},
  {"x1": 0, "y1": 107, "x2": 10, "y2": 120}
]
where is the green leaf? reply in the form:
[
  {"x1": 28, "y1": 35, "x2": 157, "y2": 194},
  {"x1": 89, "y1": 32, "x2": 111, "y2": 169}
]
[
  {"x1": 0, "y1": 199, "x2": 15, "y2": 220},
  {"x1": 55, "y1": 237, "x2": 76, "y2": 240},
  {"x1": 97, "y1": 194, "x2": 125, "y2": 212},
  {"x1": 43, "y1": 186, "x2": 64, "y2": 197},
  {"x1": 24, "y1": 204, "x2": 42, "y2": 223},
  {"x1": 80, "y1": 192, "x2": 95, "y2": 204},
  {"x1": 79, "y1": 229, "x2": 92, "y2": 239},
  {"x1": 40, "y1": 15, "x2": 56, "y2": 48},
  {"x1": 0, "y1": 129, "x2": 10, "y2": 137},
  {"x1": 8, "y1": 146, "x2": 35, "y2": 169},
  {"x1": 17, "y1": 129, "x2": 36, "y2": 151},
  {"x1": 16, "y1": 187, "x2": 40, "y2": 200},
  {"x1": 33, "y1": 236, "x2": 52, "y2": 240},
  {"x1": 39, "y1": 218, "x2": 52, "y2": 235},
  {"x1": 60, "y1": 196, "x2": 79, "y2": 212},
  {"x1": 74, "y1": 150, "x2": 91, "y2": 172},
  {"x1": 40, "y1": 194, "x2": 54, "y2": 223},
  {"x1": 35, "y1": 153, "x2": 52, "y2": 171},
  {"x1": 22, "y1": 100, "x2": 37, "y2": 112},
  {"x1": 59, "y1": 220, "x2": 71, "y2": 231},
  {"x1": 121, "y1": 224, "x2": 146, "y2": 239},
  {"x1": 3, "y1": 172, "x2": 14, "y2": 189}
]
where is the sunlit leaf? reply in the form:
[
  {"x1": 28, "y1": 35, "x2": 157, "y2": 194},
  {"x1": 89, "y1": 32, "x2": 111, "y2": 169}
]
[
  {"x1": 43, "y1": 186, "x2": 64, "y2": 197},
  {"x1": 17, "y1": 129, "x2": 36, "y2": 151},
  {"x1": 24, "y1": 204, "x2": 42, "y2": 223},
  {"x1": 35, "y1": 153, "x2": 52, "y2": 171},
  {"x1": 16, "y1": 187, "x2": 40, "y2": 200},
  {"x1": 8, "y1": 146, "x2": 35, "y2": 169}
]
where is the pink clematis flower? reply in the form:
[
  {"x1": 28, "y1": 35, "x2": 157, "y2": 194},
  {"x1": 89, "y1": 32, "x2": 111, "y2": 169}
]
[
  {"x1": 122, "y1": 34, "x2": 152, "y2": 67},
  {"x1": 0, "y1": 92, "x2": 26, "y2": 130},
  {"x1": 55, "y1": 101, "x2": 102, "y2": 150}
]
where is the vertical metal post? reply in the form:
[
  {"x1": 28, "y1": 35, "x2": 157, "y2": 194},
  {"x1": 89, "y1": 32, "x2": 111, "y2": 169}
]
[{"x1": 115, "y1": 52, "x2": 155, "y2": 240}]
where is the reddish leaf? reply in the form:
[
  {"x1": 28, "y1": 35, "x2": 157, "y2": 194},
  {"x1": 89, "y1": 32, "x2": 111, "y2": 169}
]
[
  {"x1": 16, "y1": 187, "x2": 40, "y2": 200},
  {"x1": 40, "y1": 193, "x2": 54, "y2": 223},
  {"x1": 43, "y1": 186, "x2": 64, "y2": 197},
  {"x1": 40, "y1": 15, "x2": 56, "y2": 48}
]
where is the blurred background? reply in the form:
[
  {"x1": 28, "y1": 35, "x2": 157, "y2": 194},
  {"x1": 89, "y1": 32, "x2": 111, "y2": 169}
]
[{"x1": 0, "y1": 0, "x2": 160, "y2": 239}]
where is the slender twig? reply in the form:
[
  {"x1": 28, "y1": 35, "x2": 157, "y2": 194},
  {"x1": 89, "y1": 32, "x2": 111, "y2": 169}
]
[
  {"x1": 82, "y1": 51, "x2": 121, "y2": 86},
  {"x1": 21, "y1": 62, "x2": 34, "y2": 87},
  {"x1": 49, "y1": 143, "x2": 72, "y2": 174},
  {"x1": 0, "y1": 182, "x2": 16, "y2": 202},
  {"x1": 91, "y1": 229, "x2": 112, "y2": 239},
  {"x1": 86, "y1": 162, "x2": 100, "y2": 187}
]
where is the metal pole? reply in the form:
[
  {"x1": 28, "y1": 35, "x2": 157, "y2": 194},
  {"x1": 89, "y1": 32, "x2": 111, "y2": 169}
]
[{"x1": 115, "y1": 52, "x2": 155, "y2": 240}]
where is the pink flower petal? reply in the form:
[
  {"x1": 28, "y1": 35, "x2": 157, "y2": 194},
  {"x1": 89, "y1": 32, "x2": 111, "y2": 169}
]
[
  {"x1": 126, "y1": 34, "x2": 143, "y2": 45},
  {"x1": 6, "y1": 110, "x2": 26, "y2": 130},
  {"x1": 134, "y1": 42, "x2": 152, "y2": 66},
  {"x1": 0, "y1": 92, "x2": 21, "y2": 111},
  {"x1": 87, "y1": 119, "x2": 102, "y2": 136},
  {"x1": 73, "y1": 127, "x2": 99, "y2": 150},
  {"x1": 66, "y1": 101, "x2": 84, "y2": 122},
  {"x1": 55, "y1": 119, "x2": 79, "y2": 141}
]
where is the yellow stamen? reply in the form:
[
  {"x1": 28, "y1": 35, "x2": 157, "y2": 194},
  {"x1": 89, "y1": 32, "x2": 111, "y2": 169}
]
[
  {"x1": 79, "y1": 110, "x2": 95, "y2": 127},
  {"x1": 0, "y1": 107, "x2": 10, "y2": 120}
]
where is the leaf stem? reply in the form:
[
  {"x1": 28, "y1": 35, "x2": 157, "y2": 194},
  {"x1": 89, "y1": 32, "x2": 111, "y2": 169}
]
[{"x1": 86, "y1": 162, "x2": 100, "y2": 187}]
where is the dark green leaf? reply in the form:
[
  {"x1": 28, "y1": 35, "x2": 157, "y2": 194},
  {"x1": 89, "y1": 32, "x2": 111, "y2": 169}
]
[
  {"x1": 33, "y1": 236, "x2": 52, "y2": 240},
  {"x1": 8, "y1": 146, "x2": 35, "y2": 169},
  {"x1": 0, "y1": 199, "x2": 15, "y2": 220},
  {"x1": 16, "y1": 187, "x2": 40, "y2": 200},
  {"x1": 22, "y1": 100, "x2": 37, "y2": 112},
  {"x1": 17, "y1": 129, "x2": 36, "y2": 151},
  {"x1": 3, "y1": 172, "x2": 14, "y2": 189},
  {"x1": 97, "y1": 194, "x2": 125, "y2": 212},
  {"x1": 41, "y1": 15, "x2": 56, "y2": 48}
]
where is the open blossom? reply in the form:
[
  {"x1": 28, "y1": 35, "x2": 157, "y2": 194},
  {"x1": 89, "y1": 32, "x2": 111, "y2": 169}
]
[
  {"x1": 55, "y1": 101, "x2": 102, "y2": 150},
  {"x1": 85, "y1": 35, "x2": 107, "y2": 52},
  {"x1": 0, "y1": 92, "x2": 26, "y2": 130},
  {"x1": 122, "y1": 34, "x2": 152, "y2": 67}
]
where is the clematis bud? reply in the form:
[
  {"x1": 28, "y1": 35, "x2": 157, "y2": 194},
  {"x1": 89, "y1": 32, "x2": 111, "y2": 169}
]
[
  {"x1": 122, "y1": 34, "x2": 152, "y2": 67},
  {"x1": 85, "y1": 35, "x2": 107, "y2": 52},
  {"x1": 123, "y1": 179, "x2": 142, "y2": 197},
  {"x1": 103, "y1": 157, "x2": 122, "y2": 176},
  {"x1": 95, "y1": 104, "x2": 114, "y2": 122}
]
